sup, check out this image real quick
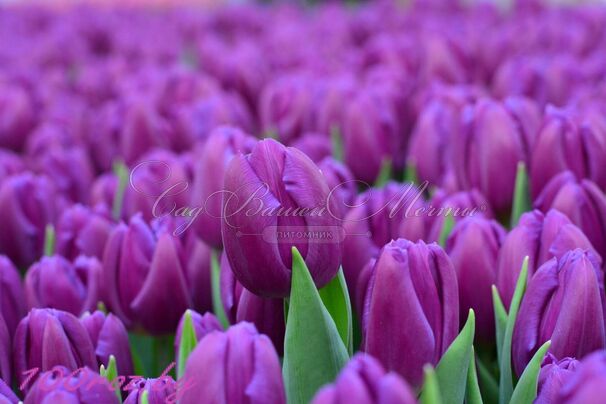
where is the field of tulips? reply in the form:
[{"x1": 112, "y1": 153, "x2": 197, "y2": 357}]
[{"x1": 1, "y1": 1, "x2": 606, "y2": 403}]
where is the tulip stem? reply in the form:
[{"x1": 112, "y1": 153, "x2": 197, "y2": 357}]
[
  {"x1": 510, "y1": 162, "x2": 531, "y2": 228},
  {"x1": 44, "y1": 224, "x2": 55, "y2": 256},
  {"x1": 330, "y1": 125, "x2": 344, "y2": 162},
  {"x1": 374, "y1": 158, "x2": 392, "y2": 188},
  {"x1": 112, "y1": 160, "x2": 129, "y2": 222},
  {"x1": 210, "y1": 250, "x2": 230, "y2": 329}
]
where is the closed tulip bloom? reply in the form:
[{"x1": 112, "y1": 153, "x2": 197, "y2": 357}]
[
  {"x1": 558, "y1": 351, "x2": 606, "y2": 404},
  {"x1": 55, "y1": 204, "x2": 113, "y2": 261},
  {"x1": 180, "y1": 322, "x2": 286, "y2": 404},
  {"x1": 536, "y1": 354, "x2": 579, "y2": 404},
  {"x1": 220, "y1": 253, "x2": 285, "y2": 354},
  {"x1": 25, "y1": 255, "x2": 103, "y2": 316},
  {"x1": 124, "y1": 377, "x2": 177, "y2": 404},
  {"x1": 0, "y1": 256, "x2": 25, "y2": 338},
  {"x1": 0, "y1": 316, "x2": 9, "y2": 384},
  {"x1": 103, "y1": 215, "x2": 192, "y2": 334},
  {"x1": 0, "y1": 174, "x2": 61, "y2": 268},
  {"x1": 318, "y1": 157, "x2": 357, "y2": 219},
  {"x1": 13, "y1": 309, "x2": 97, "y2": 387},
  {"x1": 24, "y1": 366, "x2": 119, "y2": 404},
  {"x1": 0, "y1": 85, "x2": 34, "y2": 151},
  {"x1": 0, "y1": 379, "x2": 18, "y2": 404},
  {"x1": 362, "y1": 239, "x2": 459, "y2": 386},
  {"x1": 512, "y1": 249, "x2": 606, "y2": 376},
  {"x1": 446, "y1": 217, "x2": 505, "y2": 341},
  {"x1": 290, "y1": 132, "x2": 332, "y2": 164},
  {"x1": 453, "y1": 97, "x2": 541, "y2": 213},
  {"x1": 174, "y1": 310, "x2": 222, "y2": 371},
  {"x1": 222, "y1": 139, "x2": 342, "y2": 298},
  {"x1": 182, "y1": 233, "x2": 213, "y2": 314},
  {"x1": 535, "y1": 172, "x2": 606, "y2": 260},
  {"x1": 80, "y1": 311, "x2": 134, "y2": 376},
  {"x1": 311, "y1": 353, "x2": 417, "y2": 404},
  {"x1": 190, "y1": 126, "x2": 257, "y2": 248}
]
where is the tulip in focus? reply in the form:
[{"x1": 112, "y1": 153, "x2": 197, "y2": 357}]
[
  {"x1": 174, "y1": 310, "x2": 222, "y2": 372},
  {"x1": 536, "y1": 354, "x2": 579, "y2": 404},
  {"x1": 124, "y1": 377, "x2": 177, "y2": 404}
]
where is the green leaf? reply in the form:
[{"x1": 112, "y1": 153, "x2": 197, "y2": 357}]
[
  {"x1": 177, "y1": 310, "x2": 198, "y2": 379},
  {"x1": 510, "y1": 341, "x2": 551, "y2": 404},
  {"x1": 210, "y1": 250, "x2": 229, "y2": 329},
  {"x1": 492, "y1": 286, "x2": 507, "y2": 367},
  {"x1": 374, "y1": 158, "x2": 392, "y2": 188},
  {"x1": 438, "y1": 215, "x2": 455, "y2": 248},
  {"x1": 100, "y1": 355, "x2": 122, "y2": 403},
  {"x1": 435, "y1": 309, "x2": 475, "y2": 404},
  {"x1": 476, "y1": 356, "x2": 499, "y2": 404},
  {"x1": 498, "y1": 257, "x2": 529, "y2": 404},
  {"x1": 283, "y1": 247, "x2": 349, "y2": 404},
  {"x1": 466, "y1": 347, "x2": 483, "y2": 404},
  {"x1": 112, "y1": 160, "x2": 129, "y2": 222},
  {"x1": 421, "y1": 365, "x2": 443, "y2": 404},
  {"x1": 318, "y1": 268, "x2": 353, "y2": 355},
  {"x1": 403, "y1": 161, "x2": 419, "y2": 184},
  {"x1": 140, "y1": 390, "x2": 149, "y2": 404},
  {"x1": 44, "y1": 224, "x2": 55, "y2": 256},
  {"x1": 330, "y1": 125, "x2": 344, "y2": 163},
  {"x1": 510, "y1": 162, "x2": 531, "y2": 228}
]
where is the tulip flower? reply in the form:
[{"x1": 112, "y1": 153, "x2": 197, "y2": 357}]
[
  {"x1": 446, "y1": 216, "x2": 505, "y2": 341},
  {"x1": 190, "y1": 126, "x2": 257, "y2": 248},
  {"x1": 180, "y1": 322, "x2": 286, "y2": 404},
  {"x1": 220, "y1": 252, "x2": 285, "y2": 354},
  {"x1": 0, "y1": 316, "x2": 10, "y2": 384},
  {"x1": 182, "y1": 233, "x2": 213, "y2": 314},
  {"x1": 512, "y1": 249, "x2": 606, "y2": 376},
  {"x1": 13, "y1": 309, "x2": 97, "y2": 386},
  {"x1": 318, "y1": 157, "x2": 357, "y2": 219},
  {"x1": 55, "y1": 204, "x2": 113, "y2": 260},
  {"x1": 24, "y1": 366, "x2": 119, "y2": 404},
  {"x1": 103, "y1": 215, "x2": 192, "y2": 334},
  {"x1": 0, "y1": 149, "x2": 24, "y2": 184},
  {"x1": 0, "y1": 379, "x2": 18, "y2": 403},
  {"x1": 0, "y1": 256, "x2": 25, "y2": 338},
  {"x1": 311, "y1": 353, "x2": 417, "y2": 404},
  {"x1": 558, "y1": 351, "x2": 606, "y2": 403},
  {"x1": 174, "y1": 310, "x2": 222, "y2": 371},
  {"x1": 496, "y1": 209, "x2": 597, "y2": 307},
  {"x1": 221, "y1": 139, "x2": 343, "y2": 298},
  {"x1": 536, "y1": 354, "x2": 579, "y2": 404},
  {"x1": 25, "y1": 255, "x2": 103, "y2": 316},
  {"x1": 452, "y1": 97, "x2": 541, "y2": 213},
  {"x1": 534, "y1": 172, "x2": 606, "y2": 260},
  {"x1": 124, "y1": 377, "x2": 177, "y2": 404},
  {"x1": 362, "y1": 239, "x2": 459, "y2": 386},
  {"x1": 80, "y1": 311, "x2": 134, "y2": 376},
  {"x1": 0, "y1": 85, "x2": 34, "y2": 151},
  {"x1": 290, "y1": 132, "x2": 332, "y2": 163},
  {"x1": 342, "y1": 182, "x2": 426, "y2": 307}
]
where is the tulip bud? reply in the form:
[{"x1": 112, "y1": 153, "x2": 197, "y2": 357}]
[
  {"x1": 446, "y1": 217, "x2": 505, "y2": 341},
  {"x1": 103, "y1": 215, "x2": 192, "y2": 334},
  {"x1": 362, "y1": 239, "x2": 459, "y2": 385},
  {"x1": 182, "y1": 233, "x2": 213, "y2": 314},
  {"x1": 512, "y1": 249, "x2": 606, "y2": 376},
  {"x1": 220, "y1": 253, "x2": 285, "y2": 354},
  {"x1": 0, "y1": 378, "x2": 18, "y2": 403},
  {"x1": 55, "y1": 204, "x2": 113, "y2": 261},
  {"x1": 24, "y1": 366, "x2": 119, "y2": 404},
  {"x1": 291, "y1": 132, "x2": 332, "y2": 164},
  {"x1": 221, "y1": 139, "x2": 343, "y2": 298},
  {"x1": 318, "y1": 157, "x2": 357, "y2": 219},
  {"x1": 0, "y1": 316, "x2": 10, "y2": 384},
  {"x1": 80, "y1": 311, "x2": 134, "y2": 376},
  {"x1": 453, "y1": 97, "x2": 541, "y2": 213},
  {"x1": 497, "y1": 209, "x2": 598, "y2": 307},
  {"x1": 13, "y1": 309, "x2": 97, "y2": 387},
  {"x1": 558, "y1": 351, "x2": 606, "y2": 403},
  {"x1": 190, "y1": 126, "x2": 257, "y2": 248},
  {"x1": 174, "y1": 310, "x2": 222, "y2": 371},
  {"x1": 180, "y1": 322, "x2": 286, "y2": 404},
  {"x1": 311, "y1": 353, "x2": 417, "y2": 404},
  {"x1": 0, "y1": 174, "x2": 61, "y2": 268},
  {"x1": 124, "y1": 377, "x2": 177, "y2": 404},
  {"x1": 0, "y1": 85, "x2": 34, "y2": 151},
  {"x1": 536, "y1": 354, "x2": 579, "y2": 404},
  {"x1": 535, "y1": 172, "x2": 606, "y2": 260},
  {"x1": 0, "y1": 256, "x2": 25, "y2": 338},
  {"x1": 25, "y1": 255, "x2": 102, "y2": 317},
  {"x1": 342, "y1": 182, "x2": 426, "y2": 307}
]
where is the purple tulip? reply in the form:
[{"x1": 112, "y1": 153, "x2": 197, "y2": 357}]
[
  {"x1": 103, "y1": 215, "x2": 192, "y2": 334},
  {"x1": 318, "y1": 157, "x2": 357, "y2": 219},
  {"x1": 190, "y1": 126, "x2": 257, "y2": 248},
  {"x1": 80, "y1": 311, "x2": 134, "y2": 376},
  {"x1": 342, "y1": 182, "x2": 426, "y2": 308},
  {"x1": 180, "y1": 322, "x2": 286, "y2": 404},
  {"x1": 174, "y1": 310, "x2": 222, "y2": 373},
  {"x1": 0, "y1": 316, "x2": 10, "y2": 384},
  {"x1": 23, "y1": 366, "x2": 119, "y2": 404},
  {"x1": 55, "y1": 204, "x2": 113, "y2": 261},
  {"x1": 311, "y1": 353, "x2": 417, "y2": 404},
  {"x1": 0, "y1": 85, "x2": 34, "y2": 151},
  {"x1": 535, "y1": 172, "x2": 606, "y2": 260},
  {"x1": 0, "y1": 378, "x2": 18, "y2": 403},
  {"x1": 25, "y1": 255, "x2": 102, "y2": 316},
  {"x1": 496, "y1": 209, "x2": 598, "y2": 307},
  {"x1": 290, "y1": 132, "x2": 332, "y2": 164},
  {"x1": 13, "y1": 309, "x2": 97, "y2": 387},
  {"x1": 124, "y1": 377, "x2": 177, "y2": 404},
  {"x1": 446, "y1": 217, "x2": 505, "y2": 341},
  {"x1": 536, "y1": 354, "x2": 579, "y2": 404},
  {"x1": 452, "y1": 97, "x2": 541, "y2": 213},
  {"x1": 0, "y1": 174, "x2": 62, "y2": 268},
  {"x1": 512, "y1": 249, "x2": 606, "y2": 376},
  {"x1": 221, "y1": 139, "x2": 343, "y2": 298},
  {"x1": 182, "y1": 233, "x2": 213, "y2": 314},
  {"x1": 0, "y1": 256, "x2": 25, "y2": 338},
  {"x1": 362, "y1": 239, "x2": 459, "y2": 386},
  {"x1": 0, "y1": 149, "x2": 24, "y2": 185},
  {"x1": 220, "y1": 252, "x2": 285, "y2": 355},
  {"x1": 558, "y1": 351, "x2": 606, "y2": 403}
]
